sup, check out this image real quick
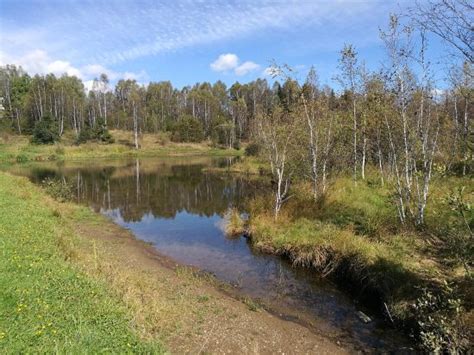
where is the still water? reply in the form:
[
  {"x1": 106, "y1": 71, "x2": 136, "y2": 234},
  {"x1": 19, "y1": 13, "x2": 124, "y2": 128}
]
[{"x1": 6, "y1": 157, "x2": 409, "y2": 351}]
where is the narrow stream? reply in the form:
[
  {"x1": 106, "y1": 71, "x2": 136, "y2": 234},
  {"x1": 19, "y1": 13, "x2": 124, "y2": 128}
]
[{"x1": 5, "y1": 157, "x2": 410, "y2": 351}]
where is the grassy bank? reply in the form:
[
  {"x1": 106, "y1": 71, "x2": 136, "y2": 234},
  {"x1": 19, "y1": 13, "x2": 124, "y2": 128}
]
[
  {"x1": 0, "y1": 130, "x2": 243, "y2": 164},
  {"x1": 0, "y1": 173, "x2": 164, "y2": 353},
  {"x1": 203, "y1": 156, "x2": 268, "y2": 176},
  {"x1": 231, "y1": 173, "x2": 472, "y2": 351}
]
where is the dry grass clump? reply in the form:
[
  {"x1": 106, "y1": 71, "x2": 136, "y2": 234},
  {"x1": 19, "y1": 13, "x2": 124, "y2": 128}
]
[{"x1": 223, "y1": 208, "x2": 247, "y2": 237}]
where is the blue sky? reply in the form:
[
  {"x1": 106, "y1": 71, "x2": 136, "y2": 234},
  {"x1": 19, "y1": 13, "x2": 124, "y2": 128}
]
[{"x1": 0, "y1": 0, "x2": 450, "y2": 89}]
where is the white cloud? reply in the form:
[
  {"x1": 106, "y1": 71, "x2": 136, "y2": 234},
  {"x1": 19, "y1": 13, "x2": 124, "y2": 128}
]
[
  {"x1": 1, "y1": 49, "x2": 148, "y2": 91},
  {"x1": 47, "y1": 60, "x2": 82, "y2": 78},
  {"x1": 0, "y1": 49, "x2": 83, "y2": 79},
  {"x1": 235, "y1": 61, "x2": 260, "y2": 76},
  {"x1": 210, "y1": 54, "x2": 260, "y2": 76},
  {"x1": 83, "y1": 80, "x2": 95, "y2": 92},
  {"x1": 210, "y1": 53, "x2": 239, "y2": 72}
]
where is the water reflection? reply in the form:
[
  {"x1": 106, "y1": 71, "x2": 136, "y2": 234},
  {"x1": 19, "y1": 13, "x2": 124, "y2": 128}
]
[{"x1": 7, "y1": 157, "x2": 408, "y2": 351}]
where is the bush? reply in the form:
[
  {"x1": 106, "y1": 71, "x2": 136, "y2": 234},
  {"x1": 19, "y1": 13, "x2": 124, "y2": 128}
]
[
  {"x1": 210, "y1": 117, "x2": 236, "y2": 148},
  {"x1": 412, "y1": 282, "x2": 468, "y2": 353},
  {"x1": 76, "y1": 119, "x2": 114, "y2": 144},
  {"x1": 171, "y1": 115, "x2": 204, "y2": 143},
  {"x1": 15, "y1": 154, "x2": 28, "y2": 163},
  {"x1": 42, "y1": 177, "x2": 73, "y2": 202},
  {"x1": 245, "y1": 142, "x2": 261, "y2": 156},
  {"x1": 31, "y1": 115, "x2": 59, "y2": 144}
]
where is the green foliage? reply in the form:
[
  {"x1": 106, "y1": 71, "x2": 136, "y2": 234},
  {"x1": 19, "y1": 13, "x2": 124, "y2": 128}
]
[
  {"x1": 31, "y1": 115, "x2": 59, "y2": 145},
  {"x1": 210, "y1": 116, "x2": 236, "y2": 148},
  {"x1": 76, "y1": 119, "x2": 114, "y2": 144},
  {"x1": 41, "y1": 177, "x2": 74, "y2": 202},
  {"x1": 245, "y1": 142, "x2": 261, "y2": 157},
  {"x1": 15, "y1": 154, "x2": 28, "y2": 163},
  {"x1": 443, "y1": 186, "x2": 473, "y2": 274},
  {"x1": 412, "y1": 283, "x2": 468, "y2": 353},
  {"x1": 171, "y1": 115, "x2": 204, "y2": 143}
]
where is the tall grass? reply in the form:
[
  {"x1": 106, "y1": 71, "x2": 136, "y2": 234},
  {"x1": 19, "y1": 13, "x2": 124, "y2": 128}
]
[{"x1": 246, "y1": 174, "x2": 472, "y2": 351}]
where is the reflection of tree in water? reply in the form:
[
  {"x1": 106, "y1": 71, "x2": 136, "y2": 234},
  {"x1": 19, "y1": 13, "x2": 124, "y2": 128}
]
[{"x1": 29, "y1": 160, "x2": 258, "y2": 222}]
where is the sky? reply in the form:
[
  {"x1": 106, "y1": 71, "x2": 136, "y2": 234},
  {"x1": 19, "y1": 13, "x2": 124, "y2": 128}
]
[{"x1": 0, "y1": 0, "x2": 451, "y2": 90}]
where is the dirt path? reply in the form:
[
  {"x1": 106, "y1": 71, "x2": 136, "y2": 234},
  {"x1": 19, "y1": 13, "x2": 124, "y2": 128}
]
[{"x1": 65, "y1": 210, "x2": 352, "y2": 354}]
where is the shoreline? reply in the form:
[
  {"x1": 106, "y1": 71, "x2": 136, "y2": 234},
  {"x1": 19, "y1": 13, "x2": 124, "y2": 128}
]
[{"x1": 0, "y1": 171, "x2": 357, "y2": 353}]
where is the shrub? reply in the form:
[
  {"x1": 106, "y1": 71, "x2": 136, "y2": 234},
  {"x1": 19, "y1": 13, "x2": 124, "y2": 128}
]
[
  {"x1": 76, "y1": 119, "x2": 114, "y2": 144},
  {"x1": 210, "y1": 117, "x2": 236, "y2": 148},
  {"x1": 31, "y1": 115, "x2": 59, "y2": 144},
  {"x1": 245, "y1": 142, "x2": 261, "y2": 156},
  {"x1": 42, "y1": 177, "x2": 73, "y2": 202},
  {"x1": 15, "y1": 154, "x2": 28, "y2": 163},
  {"x1": 171, "y1": 115, "x2": 204, "y2": 143},
  {"x1": 412, "y1": 282, "x2": 468, "y2": 353}
]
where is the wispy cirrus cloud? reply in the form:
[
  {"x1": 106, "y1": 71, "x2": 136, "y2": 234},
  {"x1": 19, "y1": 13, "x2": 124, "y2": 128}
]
[
  {"x1": 0, "y1": 0, "x2": 412, "y2": 86},
  {"x1": 1, "y1": 1, "x2": 401, "y2": 65}
]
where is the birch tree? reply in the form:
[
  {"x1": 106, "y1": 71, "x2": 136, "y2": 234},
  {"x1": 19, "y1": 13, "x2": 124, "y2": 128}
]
[
  {"x1": 381, "y1": 15, "x2": 441, "y2": 225},
  {"x1": 258, "y1": 106, "x2": 299, "y2": 218},
  {"x1": 301, "y1": 67, "x2": 335, "y2": 199},
  {"x1": 337, "y1": 44, "x2": 361, "y2": 182}
]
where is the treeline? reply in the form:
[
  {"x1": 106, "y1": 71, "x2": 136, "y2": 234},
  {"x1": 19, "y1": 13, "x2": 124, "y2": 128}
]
[{"x1": 0, "y1": 64, "x2": 282, "y2": 148}]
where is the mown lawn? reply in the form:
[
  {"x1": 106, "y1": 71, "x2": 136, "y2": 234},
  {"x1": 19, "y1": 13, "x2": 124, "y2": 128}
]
[{"x1": 0, "y1": 172, "x2": 164, "y2": 353}]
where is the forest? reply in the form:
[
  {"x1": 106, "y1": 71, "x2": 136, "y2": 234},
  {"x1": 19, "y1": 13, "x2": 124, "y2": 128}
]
[{"x1": 0, "y1": 2, "x2": 472, "y2": 353}]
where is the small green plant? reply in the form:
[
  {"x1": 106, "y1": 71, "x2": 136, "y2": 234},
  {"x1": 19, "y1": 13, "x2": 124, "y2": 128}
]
[
  {"x1": 242, "y1": 296, "x2": 262, "y2": 312},
  {"x1": 412, "y1": 282, "x2": 468, "y2": 353},
  {"x1": 42, "y1": 177, "x2": 74, "y2": 202},
  {"x1": 15, "y1": 154, "x2": 28, "y2": 163},
  {"x1": 444, "y1": 186, "x2": 473, "y2": 275}
]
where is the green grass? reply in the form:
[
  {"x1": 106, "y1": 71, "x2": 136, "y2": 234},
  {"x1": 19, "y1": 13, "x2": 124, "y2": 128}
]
[
  {"x1": 0, "y1": 173, "x2": 164, "y2": 353},
  {"x1": 0, "y1": 131, "x2": 243, "y2": 165},
  {"x1": 203, "y1": 156, "x2": 268, "y2": 176},
  {"x1": 246, "y1": 173, "x2": 472, "y2": 349}
]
